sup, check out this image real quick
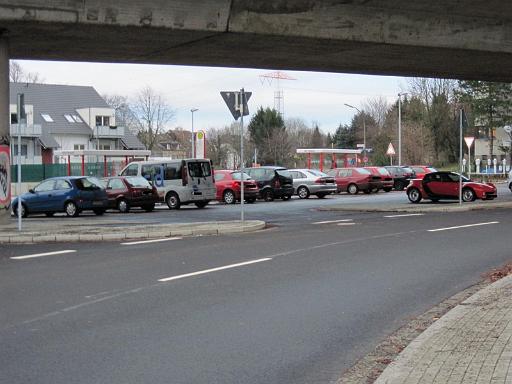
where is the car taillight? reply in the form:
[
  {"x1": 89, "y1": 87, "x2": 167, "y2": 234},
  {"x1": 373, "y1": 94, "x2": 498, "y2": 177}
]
[
  {"x1": 315, "y1": 178, "x2": 326, "y2": 184},
  {"x1": 232, "y1": 181, "x2": 241, "y2": 188}
]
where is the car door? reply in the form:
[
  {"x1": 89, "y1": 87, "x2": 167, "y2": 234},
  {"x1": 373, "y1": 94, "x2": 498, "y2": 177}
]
[
  {"x1": 27, "y1": 179, "x2": 56, "y2": 212},
  {"x1": 51, "y1": 179, "x2": 73, "y2": 211},
  {"x1": 338, "y1": 169, "x2": 350, "y2": 191},
  {"x1": 424, "y1": 173, "x2": 446, "y2": 196},
  {"x1": 444, "y1": 173, "x2": 461, "y2": 197},
  {"x1": 107, "y1": 178, "x2": 128, "y2": 207}
]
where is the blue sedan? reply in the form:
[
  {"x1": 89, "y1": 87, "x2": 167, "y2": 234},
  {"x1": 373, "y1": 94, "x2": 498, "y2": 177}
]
[{"x1": 12, "y1": 176, "x2": 108, "y2": 217}]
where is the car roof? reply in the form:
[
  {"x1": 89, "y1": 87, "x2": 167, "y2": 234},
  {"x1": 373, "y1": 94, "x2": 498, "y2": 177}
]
[{"x1": 246, "y1": 166, "x2": 286, "y2": 170}]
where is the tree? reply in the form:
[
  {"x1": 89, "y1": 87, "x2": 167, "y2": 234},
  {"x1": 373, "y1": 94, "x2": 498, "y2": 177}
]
[
  {"x1": 131, "y1": 87, "x2": 175, "y2": 150},
  {"x1": 248, "y1": 107, "x2": 287, "y2": 164},
  {"x1": 333, "y1": 123, "x2": 356, "y2": 148},
  {"x1": 9, "y1": 61, "x2": 44, "y2": 84},
  {"x1": 456, "y1": 81, "x2": 512, "y2": 158},
  {"x1": 103, "y1": 94, "x2": 138, "y2": 133},
  {"x1": 311, "y1": 125, "x2": 324, "y2": 147}
]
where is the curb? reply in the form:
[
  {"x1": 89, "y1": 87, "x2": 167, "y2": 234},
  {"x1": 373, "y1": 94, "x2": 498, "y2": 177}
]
[
  {"x1": 374, "y1": 274, "x2": 512, "y2": 384},
  {"x1": 320, "y1": 201, "x2": 512, "y2": 213},
  {"x1": 0, "y1": 220, "x2": 266, "y2": 244}
]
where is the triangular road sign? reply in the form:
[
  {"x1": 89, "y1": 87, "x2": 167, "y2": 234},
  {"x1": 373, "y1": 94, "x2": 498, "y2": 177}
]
[
  {"x1": 386, "y1": 142, "x2": 396, "y2": 156},
  {"x1": 220, "y1": 91, "x2": 252, "y2": 120}
]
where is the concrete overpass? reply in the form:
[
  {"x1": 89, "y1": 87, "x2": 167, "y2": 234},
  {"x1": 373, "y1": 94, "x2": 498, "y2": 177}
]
[{"x1": 0, "y1": 0, "x2": 511, "y2": 221}]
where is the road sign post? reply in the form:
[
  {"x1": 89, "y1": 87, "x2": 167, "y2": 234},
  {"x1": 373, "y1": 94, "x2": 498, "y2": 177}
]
[{"x1": 220, "y1": 90, "x2": 251, "y2": 225}]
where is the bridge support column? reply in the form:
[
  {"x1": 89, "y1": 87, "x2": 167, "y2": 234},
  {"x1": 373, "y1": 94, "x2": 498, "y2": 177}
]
[{"x1": 0, "y1": 35, "x2": 10, "y2": 224}]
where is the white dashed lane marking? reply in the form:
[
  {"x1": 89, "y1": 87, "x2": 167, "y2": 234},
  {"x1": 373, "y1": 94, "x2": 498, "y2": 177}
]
[
  {"x1": 312, "y1": 219, "x2": 353, "y2": 225},
  {"x1": 428, "y1": 221, "x2": 499, "y2": 232},
  {"x1": 384, "y1": 213, "x2": 425, "y2": 218},
  {"x1": 121, "y1": 237, "x2": 182, "y2": 246},
  {"x1": 10, "y1": 250, "x2": 77, "y2": 260}
]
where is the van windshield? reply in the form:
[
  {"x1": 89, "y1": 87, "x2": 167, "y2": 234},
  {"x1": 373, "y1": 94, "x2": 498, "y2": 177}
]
[{"x1": 188, "y1": 161, "x2": 212, "y2": 177}]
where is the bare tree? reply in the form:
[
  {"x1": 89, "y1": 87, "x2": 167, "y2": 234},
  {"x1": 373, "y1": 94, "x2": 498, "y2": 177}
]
[
  {"x1": 131, "y1": 87, "x2": 175, "y2": 150},
  {"x1": 103, "y1": 94, "x2": 139, "y2": 133},
  {"x1": 362, "y1": 96, "x2": 391, "y2": 132},
  {"x1": 10, "y1": 61, "x2": 44, "y2": 84}
]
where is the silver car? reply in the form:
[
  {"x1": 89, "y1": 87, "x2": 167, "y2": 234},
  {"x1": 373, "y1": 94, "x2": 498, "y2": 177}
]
[{"x1": 288, "y1": 169, "x2": 337, "y2": 199}]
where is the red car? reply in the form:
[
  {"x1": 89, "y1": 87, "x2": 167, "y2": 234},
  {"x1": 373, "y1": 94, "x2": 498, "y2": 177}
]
[
  {"x1": 364, "y1": 166, "x2": 394, "y2": 192},
  {"x1": 214, "y1": 170, "x2": 259, "y2": 204},
  {"x1": 406, "y1": 171, "x2": 497, "y2": 203},
  {"x1": 327, "y1": 167, "x2": 380, "y2": 194},
  {"x1": 103, "y1": 176, "x2": 159, "y2": 212},
  {"x1": 409, "y1": 165, "x2": 437, "y2": 180}
]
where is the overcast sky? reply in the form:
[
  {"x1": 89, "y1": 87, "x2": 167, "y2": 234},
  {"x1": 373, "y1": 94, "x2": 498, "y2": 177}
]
[{"x1": 18, "y1": 60, "x2": 409, "y2": 134}]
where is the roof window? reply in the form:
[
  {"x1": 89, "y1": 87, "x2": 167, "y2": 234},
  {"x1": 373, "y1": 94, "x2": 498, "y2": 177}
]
[
  {"x1": 72, "y1": 115, "x2": 83, "y2": 123},
  {"x1": 64, "y1": 114, "x2": 75, "y2": 123},
  {"x1": 41, "y1": 113, "x2": 54, "y2": 122}
]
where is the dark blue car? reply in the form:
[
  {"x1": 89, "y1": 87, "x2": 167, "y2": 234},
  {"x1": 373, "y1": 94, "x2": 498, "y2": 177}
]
[{"x1": 12, "y1": 176, "x2": 108, "y2": 218}]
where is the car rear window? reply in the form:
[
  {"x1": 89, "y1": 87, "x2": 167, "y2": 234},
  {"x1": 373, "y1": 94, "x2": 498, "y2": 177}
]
[
  {"x1": 356, "y1": 168, "x2": 371, "y2": 175},
  {"x1": 377, "y1": 168, "x2": 389, "y2": 176},
  {"x1": 428, "y1": 167, "x2": 437, "y2": 172},
  {"x1": 231, "y1": 172, "x2": 252, "y2": 180},
  {"x1": 126, "y1": 176, "x2": 151, "y2": 188},
  {"x1": 308, "y1": 169, "x2": 328, "y2": 177},
  {"x1": 77, "y1": 177, "x2": 103, "y2": 190},
  {"x1": 188, "y1": 161, "x2": 212, "y2": 177}
]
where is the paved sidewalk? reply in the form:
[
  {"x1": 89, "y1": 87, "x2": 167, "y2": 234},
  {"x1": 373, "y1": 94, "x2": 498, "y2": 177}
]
[
  {"x1": 321, "y1": 201, "x2": 512, "y2": 213},
  {"x1": 375, "y1": 275, "x2": 512, "y2": 384},
  {"x1": 0, "y1": 219, "x2": 266, "y2": 243}
]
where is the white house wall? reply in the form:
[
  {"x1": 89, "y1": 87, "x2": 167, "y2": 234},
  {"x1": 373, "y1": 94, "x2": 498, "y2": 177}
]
[
  {"x1": 76, "y1": 107, "x2": 116, "y2": 127},
  {"x1": 9, "y1": 103, "x2": 34, "y2": 125}
]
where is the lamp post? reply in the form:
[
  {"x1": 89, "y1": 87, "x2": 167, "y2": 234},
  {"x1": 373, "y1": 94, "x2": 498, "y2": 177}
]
[
  {"x1": 398, "y1": 92, "x2": 408, "y2": 166},
  {"x1": 344, "y1": 103, "x2": 366, "y2": 164},
  {"x1": 190, "y1": 108, "x2": 198, "y2": 158}
]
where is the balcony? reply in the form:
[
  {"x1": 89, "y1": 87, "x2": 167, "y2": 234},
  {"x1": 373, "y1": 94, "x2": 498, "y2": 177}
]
[
  {"x1": 10, "y1": 124, "x2": 42, "y2": 137},
  {"x1": 93, "y1": 125, "x2": 125, "y2": 138}
]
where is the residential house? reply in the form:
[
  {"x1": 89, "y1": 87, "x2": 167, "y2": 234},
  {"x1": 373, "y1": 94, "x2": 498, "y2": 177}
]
[{"x1": 9, "y1": 82, "x2": 145, "y2": 165}]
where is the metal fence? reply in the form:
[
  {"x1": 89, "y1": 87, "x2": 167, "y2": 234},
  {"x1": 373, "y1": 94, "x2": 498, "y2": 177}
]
[{"x1": 11, "y1": 162, "x2": 125, "y2": 182}]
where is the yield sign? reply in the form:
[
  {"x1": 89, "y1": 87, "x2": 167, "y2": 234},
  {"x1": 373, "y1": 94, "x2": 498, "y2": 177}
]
[
  {"x1": 220, "y1": 91, "x2": 252, "y2": 120},
  {"x1": 386, "y1": 142, "x2": 396, "y2": 156},
  {"x1": 464, "y1": 136, "x2": 475, "y2": 149}
]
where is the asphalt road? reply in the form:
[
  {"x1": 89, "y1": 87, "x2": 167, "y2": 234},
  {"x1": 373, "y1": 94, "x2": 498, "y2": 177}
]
[{"x1": 2, "y1": 192, "x2": 512, "y2": 383}]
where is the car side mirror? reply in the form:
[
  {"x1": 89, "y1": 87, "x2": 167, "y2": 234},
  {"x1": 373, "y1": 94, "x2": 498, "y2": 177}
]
[{"x1": 29, "y1": 189, "x2": 35, "y2": 193}]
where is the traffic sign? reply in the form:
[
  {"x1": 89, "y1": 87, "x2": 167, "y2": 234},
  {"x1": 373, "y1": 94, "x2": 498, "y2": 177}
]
[
  {"x1": 220, "y1": 91, "x2": 252, "y2": 120},
  {"x1": 386, "y1": 142, "x2": 396, "y2": 156},
  {"x1": 363, "y1": 156, "x2": 369, "y2": 163},
  {"x1": 464, "y1": 136, "x2": 475, "y2": 149}
]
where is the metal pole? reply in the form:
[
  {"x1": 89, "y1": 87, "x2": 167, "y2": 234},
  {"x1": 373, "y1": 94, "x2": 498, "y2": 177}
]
[
  {"x1": 240, "y1": 89, "x2": 245, "y2": 224},
  {"x1": 16, "y1": 94, "x2": 23, "y2": 230},
  {"x1": 0, "y1": 35, "x2": 9, "y2": 225},
  {"x1": 459, "y1": 109, "x2": 463, "y2": 205},
  {"x1": 398, "y1": 94, "x2": 402, "y2": 166},
  {"x1": 468, "y1": 145, "x2": 471, "y2": 178},
  {"x1": 363, "y1": 116, "x2": 366, "y2": 165},
  {"x1": 190, "y1": 108, "x2": 198, "y2": 158}
]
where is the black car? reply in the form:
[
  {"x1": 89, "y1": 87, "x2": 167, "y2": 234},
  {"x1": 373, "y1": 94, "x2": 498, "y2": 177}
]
[
  {"x1": 384, "y1": 166, "x2": 416, "y2": 190},
  {"x1": 244, "y1": 166, "x2": 294, "y2": 201}
]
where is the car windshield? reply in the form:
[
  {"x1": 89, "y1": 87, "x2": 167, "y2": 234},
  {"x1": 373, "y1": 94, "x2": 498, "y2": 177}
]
[
  {"x1": 276, "y1": 169, "x2": 291, "y2": 178},
  {"x1": 377, "y1": 168, "x2": 389, "y2": 175},
  {"x1": 356, "y1": 168, "x2": 371, "y2": 175},
  {"x1": 308, "y1": 169, "x2": 328, "y2": 177},
  {"x1": 402, "y1": 167, "x2": 414, "y2": 173},
  {"x1": 126, "y1": 176, "x2": 151, "y2": 188},
  {"x1": 231, "y1": 172, "x2": 252, "y2": 181}
]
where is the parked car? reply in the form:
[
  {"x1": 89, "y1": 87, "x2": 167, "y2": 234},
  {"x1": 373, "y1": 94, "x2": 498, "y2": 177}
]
[
  {"x1": 409, "y1": 165, "x2": 437, "y2": 179},
  {"x1": 244, "y1": 166, "x2": 294, "y2": 201},
  {"x1": 326, "y1": 167, "x2": 379, "y2": 194},
  {"x1": 103, "y1": 176, "x2": 159, "y2": 213},
  {"x1": 385, "y1": 166, "x2": 415, "y2": 190},
  {"x1": 406, "y1": 171, "x2": 497, "y2": 203},
  {"x1": 119, "y1": 159, "x2": 215, "y2": 209},
  {"x1": 364, "y1": 166, "x2": 394, "y2": 192},
  {"x1": 509, "y1": 171, "x2": 512, "y2": 192},
  {"x1": 288, "y1": 169, "x2": 337, "y2": 199},
  {"x1": 214, "y1": 170, "x2": 259, "y2": 204},
  {"x1": 11, "y1": 176, "x2": 108, "y2": 218}
]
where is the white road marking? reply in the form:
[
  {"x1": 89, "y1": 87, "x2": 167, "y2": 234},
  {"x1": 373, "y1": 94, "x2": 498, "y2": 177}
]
[
  {"x1": 158, "y1": 258, "x2": 272, "y2": 282},
  {"x1": 428, "y1": 221, "x2": 499, "y2": 232},
  {"x1": 11, "y1": 250, "x2": 77, "y2": 260},
  {"x1": 121, "y1": 237, "x2": 182, "y2": 245},
  {"x1": 312, "y1": 219, "x2": 353, "y2": 225},
  {"x1": 384, "y1": 213, "x2": 425, "y2": 218},
  {"x1": 337, "y1": 222, "x2": 356, "y2": 226}
]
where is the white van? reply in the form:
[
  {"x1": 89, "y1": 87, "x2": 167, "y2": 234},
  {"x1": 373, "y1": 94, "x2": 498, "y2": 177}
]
[{"x1": 119, "y1": 159, "x2": 216, "y2": 209}]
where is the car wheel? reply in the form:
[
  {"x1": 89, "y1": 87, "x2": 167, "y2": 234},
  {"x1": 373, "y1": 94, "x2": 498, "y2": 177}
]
[
  {"x1": 407, "y1": 188, "x2": 422, "y2": 203},
  {"x1": 395, "y1": 180, "x2": 405, "y2": 191},
  {"x1": 13, "y1": 203, "x2": 28, "y2": 218},
  {"x1": 195, "y1": 201, "x2": 209, "y2": 208},
  {"x1": 223, "y1": 189, "x2": 236, "y2": 204},
  {"x1": 363, "y1": 189, "x2": 371, "y2": 194},
  {"x1": 65, "y1": 201, "x2": 79, "y2": 217},
  {"x1": 347, "y1": 183, "x2": 359, "y2": 195},
  {"x1": 383, "y1": 187, "x2": 392, "y2": 192},
  {"x1": 143, "y1": 203, "x2": 155, "y2": 212},
  {"x1": 282, "y1": 194, "x2": 292, "y2": 201},
  {"x1": 245, "y1": 198, "x2": 256, "y2": 204},
  {"x1": 316, "y1": 193, "x2": 327, "y2": 199},
  {"x1": 462, "y1": 188, "x2": 476, "y2": 202},
  {"x1": 262, "y1": 189, "x2": 274, "y2": 202},
  {"x1": 45, "y1": 212, "x2": 55, "y2": 217},
  {"x1": 117, "y1": 198, "x2": 130, "y2": 213},
  {"x1": 297, "y1": 186, "x2": 310, "y2": 199},
  {"x1": 166, "y1": 192, "x2": 181, "y2": 209},
  {"x1": 93, "y1": 209, "x2": 105, "y2": 216}
]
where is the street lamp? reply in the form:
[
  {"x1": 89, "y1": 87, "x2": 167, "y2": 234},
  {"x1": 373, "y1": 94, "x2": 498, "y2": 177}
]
[
  {"x1": 398, "y1": 92, "x2": 408, "y2": 166},
  {"x1": 344, "y1": 103, "x2": 366, "y2": 164},
  {"x1": 190, "y1": 108, "x2": 198, "y2": 158}
]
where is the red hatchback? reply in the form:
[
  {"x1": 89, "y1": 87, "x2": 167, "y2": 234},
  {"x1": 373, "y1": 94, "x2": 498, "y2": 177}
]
[
  {"x1": 103, "y1": 176, "x2": 159, "y2": 213},
  {"x1": 214, "y1": 170, "x2": 259, "y2": 204},
  {"x1": 364, "y1": 166, "x2": 394, "y2": 192},
  {"x1": 327, "y1": 167, "x2": 380, "y2": 194},
  {"x1": 406, "y1": 171, "x2": 497, "y2": 203},
  {"x1": 409, "y1": 165, "x2": 437, "y2": 180}
]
